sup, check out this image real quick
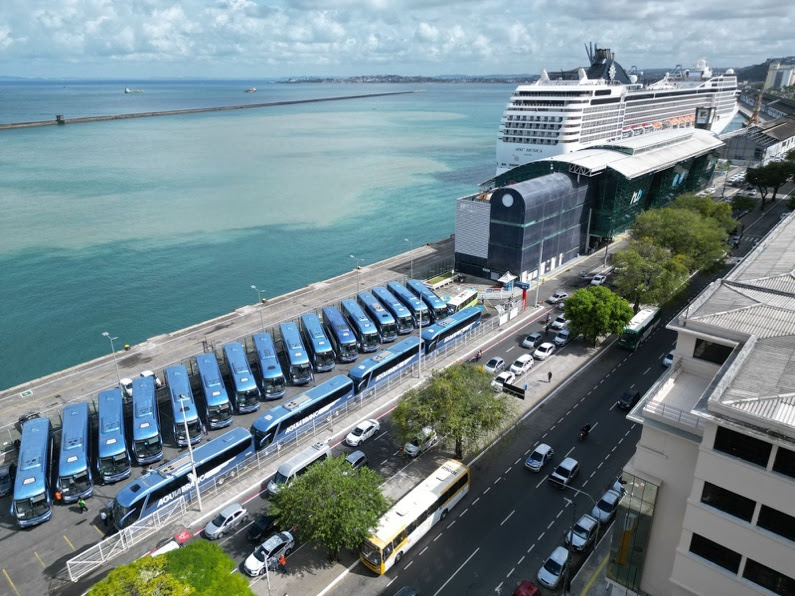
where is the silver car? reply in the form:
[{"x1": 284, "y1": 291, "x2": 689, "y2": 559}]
[
  {"x1": 591, "y1": 489, "x2": 623, "y2": 523},
  {"x1": 345, "y1": 418, "x2": 380, "y2": 447},
  {"x1": 243, "y1": 531, "x2": 295, "y2": 576},
  {"x1": 537, "y1": 546, "x2": 569, "y2": 589},
  {"x1": 565, "y1": 514, "x2": 599, "y2": 551},
  {"x1": 204, "y1": 503, "x2": 249, "y2": 540}
]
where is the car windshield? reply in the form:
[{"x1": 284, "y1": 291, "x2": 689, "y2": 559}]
[
  {"x1": 211, "y1": 513, "x2": 227, "y2": 527},
  {"x1": 486, "y1": 359, "x2": 500, "y2": 368},
  {"x1": 598, "y1": 498, "x2": 612, "y2": 512},
  {"x1": 530, "y1": 451, "x2": 543, "y2": 462},
  {"x1": 513, "y1": 360, "x2": 522, "y2": 368},
  {"x1": 352, "y1": 427, "x2": 364, "y2": 436},
  {"x1": 253, "y1": 545, "x2": 267, "y2": 562},
  {"x1": 555, "y1": 466, "x2": 570, "y2": 478},
  {"x1": 573, "y1": 523, "x2": 589, "y2": 538},
  {"x1": 544, "y1": 558, "x2": 562, "y2": 575}
]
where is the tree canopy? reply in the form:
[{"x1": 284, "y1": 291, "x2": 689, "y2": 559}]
[
  {"x1": 670, "y1": 193, "x2": 736, "y2": 233},
  {"x1": 391, "y1": 364, "x2": 515, "y2": 459},
  {"x1": 746, "y1": 162, "x2": 793, "y2": 206},
  {"x1": 89, "y1": 540, "x2": 250, "y2": 596},
  {"x1": 564, "y1": 286, "x2": 634, "y2": 345},
  {"x1": 612, "y1": 240, "x2": 689, "y2": 312},
  {"x1": 269, "y1": 455, "x2": 390, "y2": 560},
  {"x1": 731, "y1": 193, "x2": 758, "y2": 217}
]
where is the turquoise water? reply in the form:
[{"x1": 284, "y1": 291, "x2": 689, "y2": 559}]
[{"x1": 0, "y1": 81, "x2": 511, "y2": 389}]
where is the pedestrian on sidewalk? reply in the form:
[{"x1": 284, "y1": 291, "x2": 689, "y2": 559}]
[
  {"x1": 278, "y1": 553, "x2": 287, "y2": 574},
  {"x1": 77, "y1": 497, "x2": 89, "y2": 513},
  {"x1": 99, "y1": 508, "x2": 109, "y2": 528},
  {"x1": 547, "y1": 371, "x2": 553, "y2": 383}
]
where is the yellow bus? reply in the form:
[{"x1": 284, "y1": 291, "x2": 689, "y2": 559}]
[
  {"x1": 360, "y1": 459, "x2": 470, "y2": 574},
  {"x1": 445, "y1": 288, "x2": 479, "y2": 314}
]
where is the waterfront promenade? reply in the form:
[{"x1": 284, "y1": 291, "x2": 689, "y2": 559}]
[{"x1": 0, "y1": 90, "x2": 417, "y2": 130}]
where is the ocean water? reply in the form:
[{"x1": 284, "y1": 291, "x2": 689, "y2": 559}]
[{"x1": 0, "y1": 81, "x2": 510, "y2": 389}]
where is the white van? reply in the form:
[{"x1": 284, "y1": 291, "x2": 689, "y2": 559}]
[{"x1": 267, "y1": 441, "x2": 330, "y2": 494}]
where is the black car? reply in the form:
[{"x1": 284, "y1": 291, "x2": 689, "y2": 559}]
[
  {"x1": 617, "y1": 391, "x2": 640, "y2": 410},
  {"x1": 246, "y1": 511, "x2": 279, "y2": 543}
]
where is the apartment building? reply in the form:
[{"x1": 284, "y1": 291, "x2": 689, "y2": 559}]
[{"x1": 607, "y1": 214, "x2": 795, "y2": 595}]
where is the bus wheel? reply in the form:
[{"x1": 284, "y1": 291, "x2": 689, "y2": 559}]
[
  {"x1": 395, "y1": 552, "x2": 403, "y2": 564},
  {"x1": 441, "y1": 509, "x2": 448, "y2": 520}
]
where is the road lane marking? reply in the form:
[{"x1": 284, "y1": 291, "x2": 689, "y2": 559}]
[
  {"x1": 547, "y1": 520, "x2": 555, "y2": 530},
  {"x1": 565, "y1": 446, "x2": 575, "y2": 457},
  {"x1": 612, "y1": 446, "x2": 617, "y2": 453},
  {"x1": 517, "y1": 555, "x2": 525, "y2": 565},
  {"x1": 590, "y1": 471, "x2": 597, "y2": 478},
  {"x1": 515, "y1": 457, "x2": 522, "y2": 465},
  {"x1": 609, "y1": 401, "x2": 617, "y2": 411},
  {"x1": 618, "y1": 438, "x2": 623, "y2": 444},
  {"x1": 494, "y1": 477, "x2": 502, "y2": 485},
  {"x1": 535, "y1": 475, "x2": 548, "y2": 489},
  {"x1": 572, "y1": 402, "x2": 579, "y2": 409},
  {"x1": 556, "y1": 509, "x2": 563, "y2": 519},
  {"x1": 582, "y1": 552, "x2": 611, "y2": 595},
  {"x1": 505, "y1": 466, "x2": 512, "y2": 474},
  {"x1": 447, "y1": 520, "x2": 456, "y2": 528},
  {"x1": 460, "y1": 508, "x2": 469, "y2": 517},
  {"x1": 2, "y1": 570, "x2": 20, "y2": 596},
  {"x1": 433, "y1": 547, "x2": 480, "y2": 596},
  {"x1": 538, "y1": 531, "x2": 545, "y2": 540},
  {"x1": 387, "y1": 577, "x2": 397, "y2": 587},
  {"x1": 315, "y1": 557, "x2": 362, "y2": 596},
  {"x1": 34, "y1": 552, "x2": 45, "y2": 568},
  {"x1": 643, "y1": 367, "x2": 651, "y2": 375},
  {"x1": 434, "y1": 534, "x2": 442, "y2": 542},
  {"x1": 582, "y1": 479, "x2": 589, "y2": 487},
  {"x1": 93, "y1": 523, "x2": 105, "y2": 537},
  {"x1": 500, "y1": 510, "x2": 515, "y2": 526},
  {"x1": 507, "y1": 567, "x2": 515, "y2": 578},
  {"x1": 381, "y1": 459, "x2": 390, "y2": 465},
  {"x1": 495, "y1": 582, "x2": 503, "y2": 593},
  {"x1": 541, "y1": 432, "x2": 547, "y2": 439},
  {"x1": 557, "y1": 416, "x2": 564, "y2": 424},
  {"x1": 374, "y1": 431, "x2": 388, "y2": 441},
  {"x1": 420, "y1": 546, "x2": 429, "y2": 556},
  {"x1": 63, "y1": 535, "x2": 76, "y2": 551},
  {"x1": 506, "y1": 346, "x2": 514, "y2": 352},
  {"x1": 472, "y1": 497, "x2": 480, "y2": 506},
  {"x1": 528, "y1": 544, "x2": 535, "y2": 553},
  {"x1": 404, "y1": 560, "x2": 413, "y2": 570},
  {"x1": 550, "y1": 425, "x2": 556, "y2": 431},
  {"x1": 484, "y1": 487, "x2": 491, "y2": 494}
]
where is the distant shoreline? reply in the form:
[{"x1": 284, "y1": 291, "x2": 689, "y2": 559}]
[{"x1": 0, "y1": 90, "x2": 419, "y2": 130}]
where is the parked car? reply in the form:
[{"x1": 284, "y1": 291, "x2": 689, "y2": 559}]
[
  {"x1": 522, "y1": 332, "x2": 543, "y2": 349},
  {"x1": 510, "y1": 354, "x2": 534, "y2": 374},
  {"x1": 243, "y1": 531, "x2": 295, "y2": 576},
  {"x1": 345, "y1": 418, "x2": 381, "y2": 447},
  {"x1": 706, "y1": 187, "x2": 716, "y2": 194},
  {"x1": 553, "y1": 329, "x2": 572, "y2": 347},
  {"x1": 492, "y1": 371, "x2": 516, "y2": 391},
  {"x1": 591, "y1": 489, "x2": 623, "y2": 523},
  {"x1": 119, "y1": 377, "x2": 134, "y2": 400},
  {"x1": 524, "y1": 443, "x2": 554, "y2": 472},
  {"x1": 512, "y1": 580, "x2": 542, "y2": 596},
  {"x1": 550, "y1": 315, "x2": 567, "y2": 330},
  {"x1": 565, "y1": 514, "x2": 599, "y2": 551},
  {"x1": 546, "y1": 291, "x2": 568, "y2": 304},
  {"x1": 0, "y1": 463, "x2": 12, "y2": 497},
  {"x1": 616, "y1": 390, "x2": 640, "y2": 410},
  {"x1": 484, "y1": 357, "x2": 505, "y2": 374},
  {"x1": 140, "y1": 370, "x2": 163, "y2": 388},
  {"x1": 548, "y1": 457, "x2": 579, "y2": 489},
  {"x1": 590, "y1": 274, "x2": 607, "y2": 286},
  {"x1": 662, "y1": 351, "x2": 674, "y2": 367},
  {"x1": 345, "y1": 450, "x2": 368, "y2": 471},
  {"x1": 537, "y1": 546, "x2": 569, "y2": 590},
  {"x1": 247, "y1": 510, "x2": 280, "y2": 543},
  {"x1": 394, "y1": 587, "x2": 419, "y2": 596},
  {"x1": 533, "y1": 342, "x2": 556, "y2": 361},
  {"x1": 404, "y1": 427, "x2": 438, "y2": 458},
  {"x1": 204, "y1": 503, "x2": 249, "y2": 540}
]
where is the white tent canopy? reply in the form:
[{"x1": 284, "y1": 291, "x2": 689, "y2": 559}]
[{"x1": 497, "y1": 271, "x2": 518, "y2": 284}]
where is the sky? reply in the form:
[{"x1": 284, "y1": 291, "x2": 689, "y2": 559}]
[{"x1": 0, "y1": 0, "x2": 793, "y2": 79}]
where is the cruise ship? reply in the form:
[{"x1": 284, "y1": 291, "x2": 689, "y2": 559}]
[{"x1": 496, "y1": 45, "x2": 738, "y2": 175}]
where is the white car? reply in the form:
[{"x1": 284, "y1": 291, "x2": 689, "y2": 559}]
[
  {"x1": 345, "y1": 419, "x2": 380, "y2": 447},
  {"x1": 662, "y1": 351, "x2": 674, "y2": 367},
  {"x1": 537, "y1": 546, "x2": 569, "y2": 590},
  {"x1": 140, "y1": 370, "x2": 163, "y2": 388},
  {"x1": 590, "y1": 274, "x2": 607, "y2": 286},
  {"x1": 591, "y1": 489, "x2": 623, "y2": 523},
  {"x1": 404, "y1": 427, "x2": 438, "y2": 457},
  {"x1": 484, "y1": 357, "x2": 505, "y2": 374},
  {"x1": 491, "y1": 371, "x2": 516, "y2": 391},
  {"x1": 119, "y1": 378, "x2": 134, "y2": 399},
  {"x1": 706, "y1": 187, "x2": 716, "y2": 194},
  {"x1": 550, "y1": 315, "x2": 567, "y2": 330},
  {"x1": 243, "y1": 531, "x2": 295, "y2": 576},
  {"x1": 510, "y1": 354, "x2": 534, "y2": 375},
  {"x1": 546, "y1": 291, "x2": 568, "y2": 305},
  {"x1": 524, "y1": 443, "x2": 554, "y2": 472},
  {"x1": 533, "y1": 342, "x2": 556, "y2": 361}
]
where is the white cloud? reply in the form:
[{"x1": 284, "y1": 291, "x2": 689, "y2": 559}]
[{"x1": 0, "y1": 0, "x2": 792, "y2": 77}]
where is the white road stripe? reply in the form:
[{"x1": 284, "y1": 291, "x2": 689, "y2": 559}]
[
  {"x1": 433, "y1": 547, "x2": 480, "y2": 596},
  {"x1": 500, "y1": 510, "x2": 516, "y2": 526}
]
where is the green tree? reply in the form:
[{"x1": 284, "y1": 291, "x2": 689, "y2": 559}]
[
  {"x1": 269, "y1": 455, "x2": 390, "y2": 560},
  {"x1": 163, "y1": 540, "x2": 252, "y2": 595},
  {"x1": 746, "y1": 163, "x2": 791, "y2": 207},
  {"x1": 89, "y1": 553, "x2": 194, "y2": 596},
  {"x1": 612, "y1": 240, "x2": 689, "y2": 312},
  {"x1": 391, "y1": 364, "x2": 515, "y2": 459},
  {"x1": 731, "y1": 193, "x2": 758, "y2": 217},
  {"x1": 564, "y1": 286, "x2": 634, "y2": 345},
  {"x1": 671, "y1": 193, "x2": 736, "y2": 232},
  {"x1": 631, "y1": 207, "x2": 728, "y2": 272}
]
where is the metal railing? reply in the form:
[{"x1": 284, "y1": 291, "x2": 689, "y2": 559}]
[{"x1": 66, "y1": 314, "x2": 500, "y2": 582}]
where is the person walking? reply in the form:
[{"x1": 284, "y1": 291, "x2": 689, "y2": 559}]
[
  {"x1": 547, "y1": 371, "x2": 553, "y2": 383},
  {"x1": 77, "y1": 497, "x2": 88, "y2": 513},
  {"x1": 278, "y1": 553, "x2": 287, "y2": 574},
  {"x1": 99, "y1": 508, "x2": 109, "y2": 528}
]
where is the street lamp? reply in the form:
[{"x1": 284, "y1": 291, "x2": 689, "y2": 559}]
[
  {"x1": 250, "y1": 285, "x2": 266, "y2": 332},
  {"x1": 101, "y1": 331, "x2": 121, "y2": 388},
  {"x1": 404, "y1": 238, "x2": 414, "y2": 279},
  {"x1": 350, "y1": 255, "x2": 364, "y2": 294},
  {"x1": 561, "y1": 487, "x2": 601, "y2": 595},
  {"x1": 179, "y1": 397, "x2": 203, "y2": 514}
]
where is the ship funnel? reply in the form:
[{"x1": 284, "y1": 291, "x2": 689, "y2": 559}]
[
  {"x1": 629, "y1": 74, "x2": 638, "y2": 84},
  {"x1": 684, "y1": 69, "x2": 690, "y2": 78},
  {"x1": 594, "y1": 47, "x2": 611, "y2": 62}
]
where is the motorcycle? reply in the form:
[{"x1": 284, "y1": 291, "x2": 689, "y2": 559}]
[{"x1": 578, "y1": 424, "x2": 591, "y2": 441}]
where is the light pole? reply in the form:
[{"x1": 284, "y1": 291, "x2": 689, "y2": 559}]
[
  {"x1": 180, "y1": 398, "x2": 203, "y2": 513},
  {"x1": 350, "y1": 255, "x2": 363, "y2": 294},
  {"x1": 562, "y1": 497, "x2": 578, "y2": 594},
  {"x1": 101, "y1": 331, "x2": 121, "y2": 388},
  {"x1": 404, "y1": 238, "x2": 414, "y2": 279},
  {"x1": 250, "y1": 285, "x2": 266, "y2": 332}
]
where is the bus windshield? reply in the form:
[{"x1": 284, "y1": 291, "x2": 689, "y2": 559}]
[
  {"x1": 135, "y1": 436, "x2": 162, "y2": 459},
  {"x1": 291, "y1": 362, "x2": 312, "y2": 380},
  {"x1": 262, "y1": 375, "x2": 286, "y2": 396},
  {"x1": 99, "y1": 453, "x2": 130, "y2": 477},
  {"x1": 15, "y1": 494, "x2": 48, "y2": 520},
  {"x1": 208, "y1": 402, "x2": 233, "y2": 423},
  {"x1": 360, "y1": 541, "x2": 382, "y2": 566},
  {"x1": 59, "y1": 471, "x2": 91, "y2": 495}
]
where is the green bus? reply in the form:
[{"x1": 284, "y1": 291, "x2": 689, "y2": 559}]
[{"x1": 618, "y1": 306, "x2": 662, "y2": 350}]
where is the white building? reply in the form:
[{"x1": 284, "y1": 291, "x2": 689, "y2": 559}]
[
  {"x1": 765, "y1": 61, "x2": 795, "y2": 90},
  {"x1": 608, "y1": 214, "x2": 795, "y2": 595}
]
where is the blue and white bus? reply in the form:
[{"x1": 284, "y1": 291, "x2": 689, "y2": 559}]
[
  {"x1": 341, "y1": 299, "x2": 380, "y2": 353},
  {"x1": 131, "y1": 376, "x2": 163, "y2": 465},
  {"x1": 421, "y1": 306, "x2": 483, "y2": 354},
  {"x1": 280, "y1": 322, "x2": 314, "y2": 385},
  {"x1": 300, "y1": 313, "x2": 336, "y2": 373},
  {"x1": 358, "y1": 291, "x2": 398, "y2": 343},
  {"x1": 11, "y1": 417, "x2": 52, "y2": 528},
  {"x1": 250, "y1": 376, "x2": 355, "y2": 450},
  {"x1": 164, "y1": 365, "x2": 202, "y2": 447},
  {"x1": 222, "y1": 343, "x2": 260, "y2": 414},
  {"x1": 252, "y1": 333, "x2": 287, "y2": 400},
  {"x1": 109, "y1": 427, "x2": 255, "y2": 530},
  {"x1": 387, "y1": 281, "x2": 431, "y2": 326},
  {"x1": 56, "y1": 402, "x2": 93, "y2": 503},
  {"x1": 322, "y1": 306, "x2": 359, "y2": 363},
  {"x1": 372, "y1": 286, "x2": 415, "y2": 335},
  {"x1": 195, "y1": 353, "x2": 234, "y2": 427},
  {"x1": 406, "y1": 279, "x2": 449, "y2": 322},
  {"x1": 97, "y1": 388, "x2": 132, "y2": 484},
  {"x1": 348, "y1": 337, "x2": 422, "y2": 394}
]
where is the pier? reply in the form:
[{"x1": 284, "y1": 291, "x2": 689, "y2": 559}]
[{"x1": 0, "y1": 90, "x2": 418, "y2": 130}]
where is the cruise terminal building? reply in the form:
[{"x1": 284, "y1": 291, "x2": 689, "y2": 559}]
[{"x1": 455, "y1": 128, "x2": 722, "y2": 283}]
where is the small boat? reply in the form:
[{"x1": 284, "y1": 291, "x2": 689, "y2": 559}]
[
  {"x1": 244, "y1": 87, "x2": 256, "y2": 93},
  {"x1": 124, "y1": 87, "x2": 144, "y2": 94}
]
